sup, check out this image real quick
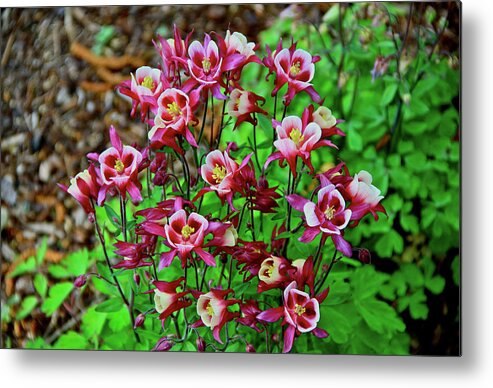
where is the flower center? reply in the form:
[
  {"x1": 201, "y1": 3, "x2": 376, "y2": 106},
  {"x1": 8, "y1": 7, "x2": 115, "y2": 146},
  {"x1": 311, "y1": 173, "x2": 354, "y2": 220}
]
[
  {"x1": 265, "y1": 264, "x2": 274, "y2": 277},
  {"x1": 206, "y1": 303, "x2": 215, "y2": 317},
  {"x1": 294, "y1": 304, "x2": 306, "y2": 316},
  {"x1": 166, "y1": 101, "x2": 182, "y2": 118},
  {"x1": 289, "y1": 128, "x2": 304, "y2": 145},
  {"x1": 181, "y1": 225, "x2": 195, "y2": 239},
  {"x1": 114, "y1": 159, "x2": 125, "y2": 173},
  {"x1": 289, "y1": 61, "x2": 302, "y2": 76},
  {"x1": 212, "y1": 164, "x2": 227, "y2": 184},
  {"x1": 202, "y1": 58, "x2": 211, "y2": 74},
  {"x1": 141, "y1": 75, "x2": 155, "y2": 90},
  {"x1": 324, "y1": 206, "x2": 335, "y2": 220}
]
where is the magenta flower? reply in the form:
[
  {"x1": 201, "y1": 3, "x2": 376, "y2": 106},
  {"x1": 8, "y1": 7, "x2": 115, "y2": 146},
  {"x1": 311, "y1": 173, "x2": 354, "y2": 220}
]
[
  {"x1": 265, "y1": 115, "x2": 324, "y2": 177},
  {"x1": 257, "y1": 281, "x2": 328, "y2": 353},
  {"x1": 227, "y1": 88, "x2": 267, "y2": 129},
  {"x1": 98, "y1": 126, "x2": 143, "y2": 204},
  {"x1": 192, "y1": 289, "x2": 240, "y2": 344},
  {"x1": 58, "y1": 163, "x2": 100, "y2": 215},
  {"x1": 346, "y1": 170, "x2": 385, "y2": 222},
  {"x1": 117, "y1": 66, "x2": 164, "y2": 120},
  {"x1": 112, "y1": 238, "x2": 155, "y2": 269},
  {"x1": 287, "y1": 184, "x2": 352, "y2": 257},
  {"x1": 257, "y1": 255, "x2": 295, "y2": 293},
  {"x1": 264, "y1": 41, "x2": 321, "y2": 106},
  {"x1": 197, "y1": 149, "x2": 252, "y2": 210},
  {"x1": 148, "y1": 88, "x2": 198, "y2": 152},
  {"x1": 237, "y1": 300, "x2": 264, "y2": 333},
  {"x1": 152, "y1": 277, "x2": 191, "y2": 322},
  {"x1": 182, "y1": 34, "x2": 224, "y2": 99}
]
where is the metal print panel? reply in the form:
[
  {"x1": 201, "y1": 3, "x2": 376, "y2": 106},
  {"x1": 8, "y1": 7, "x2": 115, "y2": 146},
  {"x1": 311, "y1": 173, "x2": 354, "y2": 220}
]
[{"x1": 1, "y1": 2, "x2": 460, "y2": 355}]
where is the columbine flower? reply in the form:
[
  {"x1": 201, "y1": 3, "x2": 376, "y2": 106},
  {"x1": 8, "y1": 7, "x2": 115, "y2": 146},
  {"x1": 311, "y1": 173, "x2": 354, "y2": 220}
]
[
  {"x1": 227, "y1": 88, "x2": 267, "y2": 129},
  {"x1": 152, "y1": 277, "x2": 191, "y2": 321},
  {"x1": 197, "y1": 149, "x2": 252, "y2": 210},
  {"x1": 58, "y1": 163, "x2": 100, "y2": 215},
  {"x1": 265, "y1": 115, "x2": 324, "y2": 177},
  {"x1": 117, "y1": 66, "x2": 164, "y2": 120},
  {"x1": 182, "y1": 34, "x2": 225, "y2": 99},
  {"x1": 287, "y1": 184, "x2": 352, "y2": 257},
  {"x1": 346, "y1": 170, "x2": 385, "y2": 222},
  {"x1": 237, "y1": 300, "x2": 264, "y2": 333},
  {"x1": 148, "y1": 88, "x2": 199, "y2": 152},
  {"x1": 112, "y1": 238, "x2": 155, "y2": 269},
  {"x1": 98, "y1": 126, "x2": 143, "y2": 203},
  {"x1": 154, "y1": 25, "x2": 191, "y2": 85},
  {"x1": 264, "y1": 41, "x2": 321, "y2": 106},
  {"x1": 257, "y1": 281, "x2": 328, "y2": 353},
  {"x1": 257, "y1": 255, "x2": 295, "y2": 292},
  {"x1": 192, "y1": 289, "x2": 240, "y2": 344}
]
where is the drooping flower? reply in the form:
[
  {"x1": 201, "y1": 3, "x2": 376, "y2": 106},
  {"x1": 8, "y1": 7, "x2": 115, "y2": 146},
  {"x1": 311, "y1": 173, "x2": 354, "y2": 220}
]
[
  {"x1": 58, "y1": 163, "x2": 101, "y2": 215},
  {"x1": 191, "y1": 289, "x2": 240, "y2": 344},
  {"x1": 287, "y1": 184, "x2": 352, "y2": 257},
  {"x1": 97, "y1": 126, "x2": 143, "y2": 204},
  {"x1": 257, "y1": 255, "x2": 295, "y2": 292},
  {"x1": 233, "y1": 241, "x2": 269, "y2": 280},
  {"x1": 346, "y1": 170, "x2": 386, "y2": 222},
  {"x1": 112, "y1": 237, "x2": 156, "y2": 269},
  {"x1": 257, "y1": 281, "x2": 328, "y2": 353},
  {"x1": 227, "y1": 88, "x2": 267, "y2": 129},
  {"x1": 152, "y1": 277, "x2": 191, "y2": 321},
  {"x1": 264, "y1": 41, "x2": 322, "y2": 106},
  {"x1": 117, "y1": 66, "x2": 164, "y2": 121},
  {"x1": 148, "y1": 88, "x2": 199, "y2": 153},
  {"x1": 237, "y1": 300, "x2": 264, "y2": 333}
]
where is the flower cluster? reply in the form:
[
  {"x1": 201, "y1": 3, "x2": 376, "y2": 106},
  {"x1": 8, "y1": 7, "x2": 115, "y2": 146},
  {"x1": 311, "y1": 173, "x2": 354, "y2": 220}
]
[{"x1": 60, "y1": 26, "x2": 385, "y2": 354}]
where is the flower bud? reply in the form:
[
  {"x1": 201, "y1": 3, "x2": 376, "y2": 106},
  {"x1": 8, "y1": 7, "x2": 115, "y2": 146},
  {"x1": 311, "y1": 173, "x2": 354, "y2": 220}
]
[
  {"x1": 134, "y1": 313, "x2": 145, "y2": 329},
  {"x1": 133, "y1": 272, "x2": 141, "y2": 286},
  {"x1": 74, "y1": 274, "x2": 87, "y2": 288},
  {"x1": 196, "y1": 336, "x2": 206, "y2": 352},
  {"x1": 246, "y1": 343, "x2": 256, "y2": 353},
  {"x1": 271, "y1": 333, "x2": 280, "y2": 343},
  {"x1": 352, "y1": 248, "x2": 371, "y2": 264},
  {"x1": 152, "y1": 337, "x2": 173, "y2": 352}
]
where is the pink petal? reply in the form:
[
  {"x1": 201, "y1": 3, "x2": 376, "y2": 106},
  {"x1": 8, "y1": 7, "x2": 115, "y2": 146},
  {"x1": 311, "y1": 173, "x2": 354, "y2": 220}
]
[{"x1": 282, "y1": 325, "x2": 296, "y2": 353}]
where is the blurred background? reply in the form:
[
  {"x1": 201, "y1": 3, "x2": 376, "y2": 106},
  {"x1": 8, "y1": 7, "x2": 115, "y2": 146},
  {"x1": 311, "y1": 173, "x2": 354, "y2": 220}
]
[{"x1": 1, "y1": 2, "x2": 460, "y2": 354}]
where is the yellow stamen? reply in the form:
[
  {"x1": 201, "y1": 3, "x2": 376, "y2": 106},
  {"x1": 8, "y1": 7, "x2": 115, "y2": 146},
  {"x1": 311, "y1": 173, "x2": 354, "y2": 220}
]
[
  {"x1": 114, "y1": 159, "x2": 125, "y2": 173},
  {"x1": 325, "y1": 206, "x2": 335, "y2": 220},
  {"x1": 141, "y1": 75, "x2": 155, "y2": 90},
  {"x1": 181, "y1": 225, "x2": 195, "y2": 239},
  {"x1": 206, "y1": 304, "x2": 214, "y2": 317},
  {"x1": 290, "y1": 61, "x2": 302, "y2": 76},
  {"x1": 294, "y1": 304, "x2": 306, "y2": 316},
  {"x1": 266, "y1": 264, "x2": 274, "y2": 278},
  {"x1": 202, "y1": 58, "x2": 211, "y2": 73},
  {"x1": 212, "y1": 164, "x2": 227, "y2": 184},
  {"x1": 289, "y1": 128, "x2": 304, "y2": 146},
  {"x1": 166, "y1": 101, "x2": 182, "y2": 118}
]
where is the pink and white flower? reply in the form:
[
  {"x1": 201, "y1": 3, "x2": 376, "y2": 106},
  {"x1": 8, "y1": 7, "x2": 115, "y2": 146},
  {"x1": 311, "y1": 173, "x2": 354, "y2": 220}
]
[
  {"x1": 227, "y1": 88, "x2": 267, "y2": 129},
  {"x1": 264, "y1": 41, "x2": 321, "y2": 106},
  {"x1": 346, "y1": 170, "x2": 385, "y2": 222},
  {"x1": 257, "y1": 255, "x2": 295, "y2": 292},
  {"x1": 117, "y1": 66, "x2": 164, "y2": 120},
  {"x1": 266, "y1": 115, "x2": 327, "y2": 177},
  {"x1": 58, "y1": 163, "x2": 100, "y2": 215},
  {"x1": 192, "y1": 289, "x2": 240, "y2": 344},
  {"x1": 98, "y1": 126, "x2": 143, "y2": 203},
  {"x1": 148, "y1": 88, "x2": 198, "y2": 152},
  {"x1": 257, "y1": 281, "x2": 328, "y2": 353},
  {"x1": 152, "y1": 277, "x2": 191, "y2": 321},
  {"x1": 287, "y1": 184, "x2": 353, "y2": 257}
]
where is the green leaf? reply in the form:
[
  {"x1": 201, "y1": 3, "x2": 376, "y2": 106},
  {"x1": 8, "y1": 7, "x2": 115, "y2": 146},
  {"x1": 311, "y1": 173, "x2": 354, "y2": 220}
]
[
  {"x1": 452, "y1": 255, "x2": 460, "y2": 286},
  {"x1": 36, "y1": 237, "x2": 48, "y2": 266},
  {"x1": 105, "y1": 204, "x2": 121, "y2": 229},
  {"x1": 347, "y1": 127, "x2": 363, "y2": 151},
  {"x1": 81, "y1": 307, "x2": 107, "y2": 338},
  {"x1": 425, "y1": 276, "x2": 446, "y2": 295},
  {"x1": 319, "y1": 305, "x2": 353, "y2": 344},
  {"x1": 16, "y1": 296, "x2": 38, "y2": 320},
  {"x1": 380, "y1": 83, "x2": 398, "y2": 106},
  {"x1": 8, "y1": 257, "x2": 37, "y2": 278},
  {"x1": 95, "y1": 297, "x2": 125, "y2": 313},
  {"x1": 53, "y1": 331, "x2": 88, "y2": 350},
  {"x1": 356, "y1": 298, "x2": 405, "y2": 334},
  {"x1": 41, "y1": 282, "x2": 74, "y2": 316},
  {"x1": 33, "y1": 274, "x2": 48, "y2": 298},
  {"x1": 351, "y1": 266, "x2": 389, "y2": 301}
]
